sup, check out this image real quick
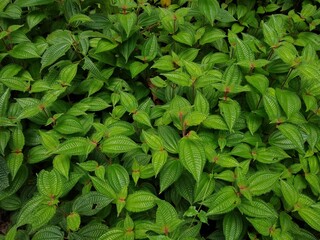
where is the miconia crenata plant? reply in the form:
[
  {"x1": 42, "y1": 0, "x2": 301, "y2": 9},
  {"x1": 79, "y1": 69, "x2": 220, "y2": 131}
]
[{"x1": 1, "y1": 0, "x2": 320, "y2": 239}]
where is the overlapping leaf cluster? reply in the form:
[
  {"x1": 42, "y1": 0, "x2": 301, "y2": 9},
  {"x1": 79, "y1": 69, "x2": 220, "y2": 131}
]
[{"x1": 1, "y1": 0, "x2": 320, "y2": 239}]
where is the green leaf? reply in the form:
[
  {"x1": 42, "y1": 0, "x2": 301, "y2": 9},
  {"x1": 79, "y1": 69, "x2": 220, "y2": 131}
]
[
  {"x1": 277, "y1": 123, "x2": 304, "y2": 152},
  {"x1": 298, "y1": 207, "x2": 320, "y2": 232},
  {"x1": 155, "y1": 200, "x2": 183, "y2": 234},
  {"x1": 118, "y1": 12, "x2": 137, "y2": 38},
  {"x1": 194, "y1": 173, "x2": 215, "y2": 203},
  {"x1": 39, "y1": 131, "x2": 59, "y2": 152},
  {"x1": 194, "y1": 91, "x2": 209, "y2": 115},
  {"x1": 0, "y1": 165, "x2": 28, "y2": 201},
  {"x1": 0, "y1": 77, "x2": 29, "y2": 92},
  {"x1": 9, "y1": 42, "x2": 40, "y2": 59},
  {"x1": 120, "y1": 91, "x2": 138, "y2": 113},
  {"x1": 223, "y1": 211, "x2": 244, "y2": 240},
  {"x1": 162, "y1": 71, "x2": 192, "y2": 87},
  {"x1": 219, "y1": 99, "x2": 241, "y2": 132},
  {"x1": 37, "y1": 169, "x2": 63, "y2": 197},
  {"x1": 133, "y1": 110, "x2": 152, "y2": 127},
  {"x1": 202, "y1": 115, "x2": 228, "y2": 130},
  {"x1": 198, "y1": 0, "x2": 220, "y2": 25},
  {"x1": 280, "y1": 180, "x2": 298, "y2": 208},
  {"x1": 248, "y1": 171, "x2": 279, "y2": 196},
  {"x1": 129, "y1": 61, "x2": 148, "y2": 78},
  {"x1": 54, "y1": 115, "x2": 83, "y2": 134},
  {"x1": 141, "y1": 34, "x2": 158, "y2": 62},
  {"x1": 106, "y1": 164, "x2": 129, "y2": 193},
  {"x1": 179, "y1": 134, "x2": 206, "y2": 182},
  {"x1": 247, "y1": 217, "x2": 275, "y2": 236},
  {"x1": 184, "y1": 111, "x2": 207, "y2": 127},
  {"x1": 59, "y1": 63, "x2": 78, "y2": 84},
  {"x1": 41, "y1": 42, "x2": 71, "y2": 70},
  {"x1": 101, "y1": 135, "x2": 139, "y2": 154},
  {"x1": 0, "y1": 156, "x2": 9, "y2": 191},
  {"x1": 67, "y1": 212, "x2": 81, "y2": 231},
  {"x1": 263, "y1": 88, "x2": 281, "y2": 121},
  {"x1": 152, "y1": 150, "x2": 168, "y2": 177},
  {"x1": 276, "y1": 88, "x2": 301, "y2": 119},
  {"x1": 6, "y1": 153, "x2": 23, "y2": 179},
  {"x1": 90, "y1": 176, "x2": 117, "y2": 199},
  {"x1": 158, "y1": 126, "x2": 180, "y2": 154},
  {"x1": 69, "y1": 14, "x2": 93, "y2": 24},
  {"x1": 72, "y1": 191, "x2": 113, "y2": 216},
  {"x1": 15, "y1": 0, "x2": 54, "y2": 7},
  {"x1": 238, "y1": 198, "x2": 277, "y2": 219},
  {"x1": 142, "y1": 130, "x2": 163, "y2": 151},
  {"x1": 125, "y1": 191, "x2": 157, "y2": 212},
  {"x1": 199, "y1": 27, "x2": 226, "y2": 45},
  {"x1": 32, "y1": 225, "x2": 64, "y2": 240},
  {"x1": 204, "y1": 186, "x2": 240, "y2": 216},
  {"x1": 53, "y1": 155, "x2": 70, "y2": 180},
  {"x1": 54, "y1": 137, "x2": 95, "y2": 156},
  {"x1": 245, "y1": 74, "x2": 269, "y2": 94},
  {"x1": 160, "y1": 160, "x2": 184, "y2": 193}
]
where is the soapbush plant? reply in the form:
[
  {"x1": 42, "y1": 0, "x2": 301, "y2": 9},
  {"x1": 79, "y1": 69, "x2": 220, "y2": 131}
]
[{"x1": 0, "y1": 0, "x2": 320, "y2": 239}]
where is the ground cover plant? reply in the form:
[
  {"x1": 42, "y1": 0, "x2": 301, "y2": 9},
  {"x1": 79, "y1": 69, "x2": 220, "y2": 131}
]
[{"x1": 0, "y1": 0, "x2": 320, "y2": 239}]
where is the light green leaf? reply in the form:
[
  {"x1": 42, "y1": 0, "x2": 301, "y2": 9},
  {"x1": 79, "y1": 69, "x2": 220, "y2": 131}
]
[
  {"x1": 120, "y1": 91, "x2": 138, "y2": 113},
  {"x1": 152, "y1": 150, "x2": 168, "y2": 176},
  {"x1": 219, "y1": 99, "x2": 241, "y2": 132},
  {"x1": 223, "y1": 211, "x2": 244, "y2": 240},
  {"x1": 9, "y1": 42, "x2": 40, "y2": 59},
  {"x1": 204, "y1": 186, "x2": 240, "y2": 216},
  {"x1": 202, "y1": 115, "x2": 228, "y2": 130},
  {"x1": 179, "y1": 135, "x2": 206, "y2": 182},
  {"x1": 142, "y1": 130, "x2": 163, "y2": 151},
  {"x1": 162, "y1": 71, "x2": 192, "y2": 86},
  {"x1": 198, "y1": 0, "x2": 220, "y2": 25},
  {"x1": 277, "y1": 123, "x2": 304, "y2": 152},
  {"x1": 69, "y1": 14, "x2": 93, "y2": 24},
  {"x1": 54, "y1": 137, "x2": 95, "y2": 156},
  {"x1": 32, "y1": 225, "x2": 64, "y2": 240},
  {"x1": 72, "y1": 191, "x2": 113, "y2": 216},
  {"x1": 106, "y1": 164, "x2": 129, "y2": 193},
  {"x1": 248, "y1": 171, "x2": 279, "y2": 196},
  {"x1": 118, "y1": 12, "x2": 137, "y2": 38},
  {"x1": 129, "y1": 61, "x2": 148, "y2": 78},
  {"x1": 276, "y1": 88, "x2": 301, "y2": 119},
  {"x1": 245, "y1": 74, "x2": 269, "y2": 94},
  {"x1": 125, "y1": 191, "x2": 157, "y2": 212},
  {"x1": 160, "y1": 160, "x2": 183, "y2": 193},
  {"x1": 53, "y1": 155, "x2": 70, "y2": 180},
  {"x1": 41, "y1": 42, "x2": 71, "y2": 70},
  {"x1": 37, "y1": 169, "x2": 63, "y2": 197},
  {"x1": 101, "y1": 135, "x2": 139, "y2": 154},
  {"x1": 67, "y1": 212, "x2": 81, "y2": 231},
  {"x1": 298, "y1": 207, "x2": 320, "y2": 232},
  {"x1": 280, "y1": 180, "x2": 298, "y2": 208},
  {"x1": 238, "y1": 198, "x2": 277, "y2": 218}
]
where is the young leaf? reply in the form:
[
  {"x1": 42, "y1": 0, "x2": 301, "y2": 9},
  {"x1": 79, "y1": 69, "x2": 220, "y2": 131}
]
[
  {"x1": 67, "y1": 212, "x2": 81, "y2": 231},
  {"x1": 118, "y1": 12, "x2": 137, "y2": 38}
]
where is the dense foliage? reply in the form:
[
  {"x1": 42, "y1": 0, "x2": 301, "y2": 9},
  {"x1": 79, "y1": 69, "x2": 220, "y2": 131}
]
[{"x1": 1, "y1": 0, "x2": 320, "y2": 239}]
